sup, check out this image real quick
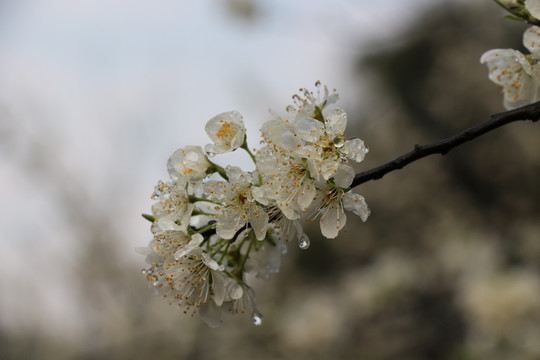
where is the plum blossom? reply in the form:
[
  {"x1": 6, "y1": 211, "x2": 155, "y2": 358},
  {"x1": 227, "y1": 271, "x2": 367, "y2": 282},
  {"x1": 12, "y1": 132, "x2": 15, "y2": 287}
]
[
  {"x1": 204, "y1": 111, "x2": 246, "y2": 155},
  {"x1": 167, "y1": 145, "x2": 211, "y2": 186},
  {"x1": 140, "y1": 82, "x2": 370, "y2": 326},
  {"x1": 481, "y1": 26, "x2": 540, "y2": 109},
  {"x1": 204, "y1": 166, "x2": 269, "y2": 240},
  {"x1": 151, "y1": 180, "x2": 194, "y2": 234},
  {"x1": 309, "y1": 186, "x2": 370, "y2": 239}
]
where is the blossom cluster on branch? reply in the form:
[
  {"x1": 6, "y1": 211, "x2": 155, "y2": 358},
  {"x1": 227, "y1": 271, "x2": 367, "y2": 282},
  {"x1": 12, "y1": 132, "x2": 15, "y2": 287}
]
[
  {"x1": 138, "y1": 83, "x2": 370, "y2": 327},
  {"x1": 482, "y1": 0, "x2": 540, "y2": 109}
]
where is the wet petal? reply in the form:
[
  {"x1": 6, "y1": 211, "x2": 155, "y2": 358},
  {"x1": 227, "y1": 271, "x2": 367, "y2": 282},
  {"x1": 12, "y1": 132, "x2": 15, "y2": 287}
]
[
  {"x1": 324, "y1": 108, "x2": 347, "y2": 135},
  {"x1": 343, "y1": 192, "x2": 370, "y2": 222}
]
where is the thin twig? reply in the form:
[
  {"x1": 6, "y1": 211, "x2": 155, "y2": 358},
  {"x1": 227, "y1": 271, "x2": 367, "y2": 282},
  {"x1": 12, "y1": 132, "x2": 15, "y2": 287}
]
[{"x1": 351, "y1": 101, "x2": 540, "y2": 188}]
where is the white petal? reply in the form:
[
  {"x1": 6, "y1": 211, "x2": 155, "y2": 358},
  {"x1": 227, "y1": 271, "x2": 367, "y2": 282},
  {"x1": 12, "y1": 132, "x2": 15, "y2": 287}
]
[
  {"x1": 526, "y1": 0, "x2": 540, "y2": 20},
  {"x1": 157, "y1": 217, "x2": 182, "y2": 231},
  {"x1": 324, "y1": 108, "x2": 347, "y2": 135},
  {"x1": 174, "y1": 234, "x2": 204, "y2": 259},
  {"x1": 216, "y1": 211, "x2": 245, "y2": 240},
  {"x1": 199, "y1": 301, "x2": 223, "y2": 328},
  {"x1": 343, "y1": 192, "x2": 370, "y2": 222},
  {"x1": 333, "y1": 163, "x2": 355, "y2": 188},
  {"x1": 281, "y1": 131, "x2": 303, "y2": 152},
  {"x1": 190, "y1": 233, "x2": 205, "y2": 246},
  {"x1": 211, "y1": 271, "x2": 226, "y2": 306},
  {"x1": 226, "y1": 280, "x2": 244, "y2": 300},
  {"x1": 167, "y1": 148, "x2": 184, "y2": 180},
  {"x1": 251, "y1": 185, "x2": 270, "y2": 205},
  {"x1": 134, "y1": 246, "x2": 151, "y2": 255},
  {"x1": 503, "y1": 72, "x2": 538, "y2": 110},
  {"x1": 319, "y1": 158, "x2": 340, "y2": 180},
  {"x1": 225, "y1": 165, "x2": 251, "y2": 186},
  {"x1": 249, "y1": 207, "x2": 269, "y2": 240},
  {"x1": 523, "y1": 26, "x2": 540, "y2": 55},
  {"x1": 320, "y1": 203, "x2": 346, "y2": 239},
  {"x1": 295, "y1": 117, "x2": 325, "y2": 143},
  {"x1": 343, "y1": 138, "x2": 367, "y2": 163},
  {"x1": 297, "y1": 179, "x2": 316, "y2": 211},
  {"x1": 202, "y1": 252, "x2": 224, "y2": 271}
]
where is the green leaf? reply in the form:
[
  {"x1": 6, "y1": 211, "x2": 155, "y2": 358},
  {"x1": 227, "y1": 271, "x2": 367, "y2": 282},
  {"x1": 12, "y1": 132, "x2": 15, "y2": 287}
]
[
  {"x1": 503, "y1": 14, "x2": 527, "y2": 22},
  {"x1": 142, "y1": 213, "x2": 156, "y2": 223}
]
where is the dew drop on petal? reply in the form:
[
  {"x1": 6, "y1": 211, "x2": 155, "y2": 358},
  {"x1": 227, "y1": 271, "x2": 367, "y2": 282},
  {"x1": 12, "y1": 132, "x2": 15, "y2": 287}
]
[
  {"x1": 364, "y1": 146, "x2": 369, "y2": 154},
  {"x1": 252, "y1": 313, "x2": 263, "y2": 326},
  {"x1": 153, "y1": 280, "x2": 159, "y2": 287},
  {"x1": 333, "y1": 136, "x2": 345, "y2": 148},
  {"x1": 206, "y1": 151, "x2": 216, "y2": 157}
]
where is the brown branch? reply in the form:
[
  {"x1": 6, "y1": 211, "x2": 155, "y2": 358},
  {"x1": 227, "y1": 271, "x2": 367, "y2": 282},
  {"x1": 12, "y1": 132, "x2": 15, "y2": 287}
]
[{"x1": 351, "y1": 101, "x2": 540, "y2": 188}]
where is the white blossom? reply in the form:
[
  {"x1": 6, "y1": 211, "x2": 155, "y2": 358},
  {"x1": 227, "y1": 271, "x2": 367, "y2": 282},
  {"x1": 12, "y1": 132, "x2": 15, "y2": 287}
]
[
  {"x1": 139, "y1": 233, "x2": 226, "y2": 318},
  {"x1": 204, "y1": 166, "x2": 269, "y2": 240},
  {"x1": 309, "y1": 186, "x2": 370, "y2": 239},
  {"x1": 151, "y1": 180, "x2": 194, "y2": 234},
  {"x1": 167, "y1": 145, "x2": 211, "y2": 186},
  {"x1": 141, "y1": 82, "x2": 370, "y2": 327},
  {"x1": 481, "y1": 26, "x2": 540, "y2": 109},
  {"x1": 204, "y1": 111, "x2": 246, "y2": 155}
]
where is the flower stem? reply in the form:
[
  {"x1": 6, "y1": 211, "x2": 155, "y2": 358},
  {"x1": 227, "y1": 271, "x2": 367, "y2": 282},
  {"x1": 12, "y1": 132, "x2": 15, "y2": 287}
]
[
  {"x1": 189, "y1": 195, "x2": 221, "y2": 205},
  {"x1": 196, "y1": 222, "x2": 216, "y2": 234},
  {"x1": 238, "y1": 230, "x2": 255, "y2": 272},
  {"x1": 206, "y1": 159, "x2": 229, "y2": 181},
  {"x1": 241, "y1": 140, "x2": 257, "y2": 165}
]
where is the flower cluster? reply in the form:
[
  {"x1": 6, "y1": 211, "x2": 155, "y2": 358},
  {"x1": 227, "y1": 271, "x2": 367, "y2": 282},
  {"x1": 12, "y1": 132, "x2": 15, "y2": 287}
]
[
  {"x1": 481, "y1": 1, "x2": 540, "y2": 109},
  {"x1": 138, "y1": 82, "x2": 370, "y2": 327}
]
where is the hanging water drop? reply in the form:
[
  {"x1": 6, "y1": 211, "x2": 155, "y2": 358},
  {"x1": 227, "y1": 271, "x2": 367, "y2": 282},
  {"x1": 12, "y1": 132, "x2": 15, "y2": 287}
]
[
  {"x1": 252, "y1": 313, "x2": 263, "y2": 326},
  {"x1": 364, "y1": 145, "x2": 369, "y2": 154},
  {"x1": 298, "y1": 235, "x2": 310, "y2": 250}
]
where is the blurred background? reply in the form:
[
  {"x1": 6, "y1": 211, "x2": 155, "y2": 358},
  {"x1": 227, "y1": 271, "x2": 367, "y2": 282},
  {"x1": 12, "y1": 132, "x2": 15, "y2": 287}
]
[{"x1": 2, "y1": 0, "x2": 540, "y2": 359}]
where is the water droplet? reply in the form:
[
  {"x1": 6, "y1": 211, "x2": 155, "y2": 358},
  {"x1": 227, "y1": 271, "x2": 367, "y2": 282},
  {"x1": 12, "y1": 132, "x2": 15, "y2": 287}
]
[
  {"x1": 153, "y1": 280, "x2": 159, "y2": 287},
  {"x1": 252, "y1": 313, "x2": 263, "y2": 326},
  {"x1": 333, "y1": 136, "x2": 344, "y2": 148},
  {"x1": 154, "y1": 234, "x2": 166, "y2": 242},
  {"x1": 151, "y1": 180, "x2": 171, "y2": 199},
  {"x1": 205, "y1": 151, "x2": 215, "y2": 157},
  {"x1": 364, "y1": 146, "x2": 369, "y2": 154},
  {"x1": 298, "y1": 235, "x2": 310, "y2": 250},
  {"x1": 141, "y1": 269, "x2": 148, "y2": 275}
]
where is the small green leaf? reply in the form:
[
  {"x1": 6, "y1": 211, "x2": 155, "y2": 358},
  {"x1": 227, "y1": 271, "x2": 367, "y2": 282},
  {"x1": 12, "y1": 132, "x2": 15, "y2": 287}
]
[
  {"x1": 142, "y1": 213, "x2": 156, "y2": 223},
  {"x1": 503, "y1": 14, "x2": 527, "y2": 21}
]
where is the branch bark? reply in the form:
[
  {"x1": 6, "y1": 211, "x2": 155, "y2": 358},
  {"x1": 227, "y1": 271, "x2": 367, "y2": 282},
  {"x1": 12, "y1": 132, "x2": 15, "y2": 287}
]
[{"x1": 351, "y1": 101, "x2": 540, "y2": 188}]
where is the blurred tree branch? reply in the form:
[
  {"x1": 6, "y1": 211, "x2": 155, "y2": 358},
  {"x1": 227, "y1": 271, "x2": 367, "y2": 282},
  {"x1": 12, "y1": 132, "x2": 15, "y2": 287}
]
[{"x1": 352, "y1": 100, "x2": 540, "y2": 188}]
